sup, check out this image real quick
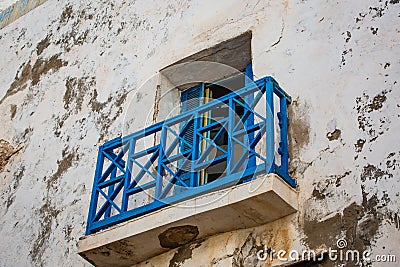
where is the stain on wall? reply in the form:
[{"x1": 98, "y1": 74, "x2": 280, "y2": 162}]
[
  {"x1": 30, "y1": 200, "x2": 62, "y2": 266},
  {"x1": 1, "y1": 54, "x2": 68, "y2": 104},
  {"x1": 287, "y1": 98, "x2": 311, "y2": 179},
  {"x1": 36, "y1": 35, "x2": 50, "y2": 56},
  {"x1": 355, "y1": 90, "x2": 393, "y2": 145},
  {"x1": 63, "y1": 77, "x2": 95, "y2": 112}
]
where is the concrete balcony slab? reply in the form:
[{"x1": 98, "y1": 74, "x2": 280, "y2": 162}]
[{"x1": 78, "y1": 174, "x2": 298, "y2": 267}]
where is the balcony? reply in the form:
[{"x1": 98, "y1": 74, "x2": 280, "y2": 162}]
[{"x1": 78, "y1": 76, "x2": 298, "y2": 266}]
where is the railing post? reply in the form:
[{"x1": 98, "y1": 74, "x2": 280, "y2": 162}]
[
  {"x1": 245, "y1": 64, "x2": 256, "y2": 169},
  {"x1": 105, "y1": 167, "x2": 116, "y2": 218},
  {"x1": 121, "y1": 138, "x2": 135, "y2": 212},
  {"x1": 226, "y1": 98, "x2": 235, "y2": 175},
  {"x1": 86, "y1": 145, "x2": 105, "y2": 235},
  {"x1": 190, "y1": 112, "x2": 200, "y2": 187},
  {"x1": 278, "y1": 97, "x2": 289, "y2": 173},
  {"x1": 155, "y1": 126, "x2": 167, "y2": 199},
  {"x1": 265, "y1": 78, "x2": 275, "y2": 173}
]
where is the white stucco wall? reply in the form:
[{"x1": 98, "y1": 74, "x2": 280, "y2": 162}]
[{"x1": 0, "y1": 0, "x2": 399, "y2": 266}]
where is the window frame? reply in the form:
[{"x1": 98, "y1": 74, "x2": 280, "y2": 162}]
[{"x1": 178, "y1": 63, "x2": 255, "y2": 188}]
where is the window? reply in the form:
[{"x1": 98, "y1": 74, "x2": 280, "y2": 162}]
[
  {"x1": 177, "y1": 64, "x2": 255, "y2": 190},
  {"x1": 156, "y1": 32, "x2": 254, "y2": 192}
]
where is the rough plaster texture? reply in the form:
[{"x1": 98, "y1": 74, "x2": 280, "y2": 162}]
[
  {"x1": 0, "y1": 0, "x2": 48, "y2": 29},
  {"x1": 0, "y1": 0, "x2": 399, "y2": 266}
]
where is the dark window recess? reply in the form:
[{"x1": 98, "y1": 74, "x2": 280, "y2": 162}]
[
  {"x1": 162, "y1": 31, "x2": 254, "y2": 191},
  {"x1": 180, "y1": 69, "x2": 251, "y2": 186}
]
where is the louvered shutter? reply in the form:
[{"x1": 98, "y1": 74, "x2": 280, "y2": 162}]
[{"x1": 177, "y1": 83, "x2": 204, "y2": 191}]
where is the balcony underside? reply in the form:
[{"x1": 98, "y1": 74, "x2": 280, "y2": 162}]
[{"x1": 78, "y1": 174, "x2": 298, "y2": 267}]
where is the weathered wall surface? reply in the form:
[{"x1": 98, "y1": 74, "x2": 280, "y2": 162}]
[
  {"x1": 0, "y1": 0, "x2": 399, "y2": 266},
  {"x1": 0, "y1": 0, "x2": 48, "y2": 30}
]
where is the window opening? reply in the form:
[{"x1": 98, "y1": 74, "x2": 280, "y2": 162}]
[{"x1": 179, "y1": 64, "x2": 253, "y2": 188}]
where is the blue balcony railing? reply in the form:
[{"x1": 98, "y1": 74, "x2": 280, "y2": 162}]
[{"x1": 86, "y1": 76, "x2": 296, "y2": 235}]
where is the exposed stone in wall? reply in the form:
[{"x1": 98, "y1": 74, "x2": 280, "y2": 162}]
[
  {"x1": 135, "y1": 216, "x2": 296, "y2": 267},
  {"x1": 326, "y1": 129, "x2": 341, "y2": 141},
  {"x1": 0, "y1": 139, "x2": 15, "y2": 172},
  {"x1": 168, "y1": 240, "x2": 203, "y2": 267},
  {"x1": 159, "y1": 225, "x2": 199, "y2": 249},
  {"x1": 231, "y1": 233, "x2": 264, "y2": 267}
]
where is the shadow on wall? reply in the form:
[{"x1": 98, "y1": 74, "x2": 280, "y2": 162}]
[{"x1": 287, "y1": 97, "x2": 311, "y2": 179}]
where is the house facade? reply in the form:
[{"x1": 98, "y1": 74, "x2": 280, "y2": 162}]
[{"x1": 0, "y1": 0, "x2": 399, "y2": 266}]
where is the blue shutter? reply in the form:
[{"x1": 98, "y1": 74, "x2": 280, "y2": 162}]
[
  {"x1": 181, "y1": 84, "x2": 204, "y2": 152},
  {"x1": 176, "y1": 83, "x2": 204, "y2": 192},
  {"x1": 245, "y1": 64, "x2": 256, "y2": 169}
]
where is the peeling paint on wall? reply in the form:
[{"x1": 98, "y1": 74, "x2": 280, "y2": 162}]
[
  {"x1": 0, "y1": 0, "x2": 399, "y2": 266},
  {"x1": 1, "y1": 54, "x2": 68, "y2": 104}
]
